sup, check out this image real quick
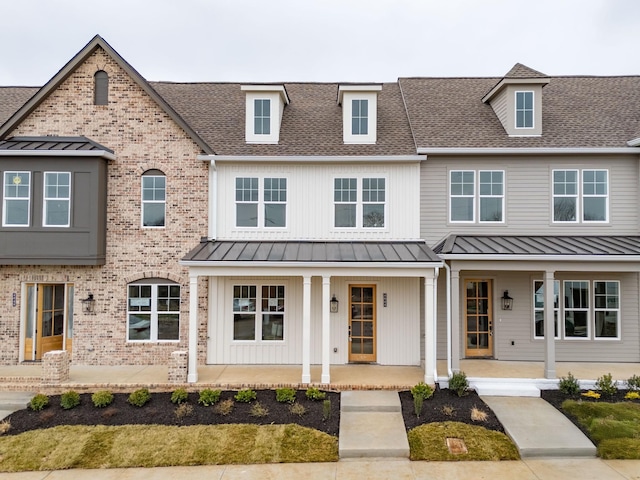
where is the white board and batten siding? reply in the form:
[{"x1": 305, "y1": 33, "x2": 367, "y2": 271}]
[
  {"x1": 216, "y1": 162, "x2": 420, "y2": 240},
  {"x1": 207, "y1": 276, "x2": 422, "y2": 366}
]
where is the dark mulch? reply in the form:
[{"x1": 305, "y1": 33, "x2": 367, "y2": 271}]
[
  {"x1": 399, "y1": 387, "x2": 505, "y2": 433},
  {"x1": 5, "y1": 390, "x2": 340, "y2": 437}
]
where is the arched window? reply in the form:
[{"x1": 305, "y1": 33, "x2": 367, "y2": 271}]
[
  {"x1": 141, "y1": 169, "x2": 166, "y2": 227},
  {"x1": 94, "y1": 70, "x2": 108, "y2": 105}
]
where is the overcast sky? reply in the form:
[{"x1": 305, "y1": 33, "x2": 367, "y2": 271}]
[{"x1": 1, "y1": 0, "x2": 639, "y2": 86}]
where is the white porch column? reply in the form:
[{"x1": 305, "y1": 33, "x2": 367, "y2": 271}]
[
  {"x1": 424, "y1": 273, "x2": 436, "y2": 385},
  {"x1": 450, "y1": 268, "x2": 461, "y2": 372},
  {"x1": 302, "y1": 275, "x2": 312, "y2": 384},
  {"x1": 321, "y1": 275, "x2": 331, "y2": 384},
  {"x1": 544, "y1": 270, "x2": 557, "y2": 379},
  {"x1": 187, "y1": 274, "x2": 199, "y2": 383}
]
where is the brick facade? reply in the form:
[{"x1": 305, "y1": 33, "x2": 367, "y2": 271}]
[{"x1": 1, "y1": 48, "x2": 209, "y2": 366}]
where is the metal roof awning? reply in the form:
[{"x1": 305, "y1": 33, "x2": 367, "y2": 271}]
[
  {"x1": 0, "y1": 136, "x2": 115, "y2": 160},
  {"x1": 181, "y1": 239, "x2": 442, "y2": 269},
  {"x1": 434, "y1": 235, "x2": 640, "y2": 261}
]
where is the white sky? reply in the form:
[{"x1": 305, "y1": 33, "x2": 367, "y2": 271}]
[{"x1": 1, "y1": 0, "x2": 639, "y2": 85}]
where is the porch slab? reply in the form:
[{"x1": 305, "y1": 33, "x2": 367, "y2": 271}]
[{"x1": 341, "y1": 390, "x2": 401, "y2": 412}]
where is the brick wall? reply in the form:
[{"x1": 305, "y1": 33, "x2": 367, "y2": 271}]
[{"x1": 1, "y1": 47, "x2": 209, "y2": 366}]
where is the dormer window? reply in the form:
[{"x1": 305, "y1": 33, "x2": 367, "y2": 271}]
[
  {"x1": 241, "y1": 85, "x2": 289, "y2": 144},
  {"x1": 515, "y1": 91, "x2": 534, "y2": 129},
  {"x1": 338, "y1": 85, "x2": 381, "y2": 144}
]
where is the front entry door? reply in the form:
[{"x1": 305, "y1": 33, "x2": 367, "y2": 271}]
[
  {"x1": 349, "y1": 285, "x2": 376, "y2": 362},
  {"x1": 464, "y1": 279, "x2": 493, "y2": 357}
]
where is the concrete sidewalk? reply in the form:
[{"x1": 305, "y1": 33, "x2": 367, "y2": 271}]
[{"x1": 0, "y1": 458, "x2": 639, "y2": 479}]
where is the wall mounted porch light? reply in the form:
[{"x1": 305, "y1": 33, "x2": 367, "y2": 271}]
[
  {"x1": 81, "y1": 293, "x2": 96, "y2": 314},
  {"x1": 330, "y1": 294, "x2": 339, "y2": 313},
  {"x1": 501, "y1": 290, "x2": 513, "y2": 311}
]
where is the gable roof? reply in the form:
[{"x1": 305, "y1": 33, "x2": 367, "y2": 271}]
[
  {"x1": 0, "y1": 35, "x2": 213, "y2": 154},
  {"x1": 0, "y1": 87, "x2": 39, "y2": 126},
  {"x1": 504, "y1": 63, "x2": 548, "y2": 79}
]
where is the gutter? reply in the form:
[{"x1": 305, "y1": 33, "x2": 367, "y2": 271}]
[
  {"x1": 197, "y1": 155, "x2": 425, "y2": 163},
  {"x1": 437, "y1": 254, "x2": 640, "y2": 262},
  {"x1": 180, "y1": 260, "x2": 443, "y2": 269},
  {"x1": 628, "y1": 138, "x2": 640, "y2": 147},
  {"x1": 417, "y1": 147, "x2": 640, "y2": 156}
]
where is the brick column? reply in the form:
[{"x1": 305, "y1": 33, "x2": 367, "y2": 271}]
[
  {"x1": 169, "y1": 351, "x2": 188, "y2": 384},
  {"x1": 42, "y1": 350, "x2": 70, "y2": 385}
]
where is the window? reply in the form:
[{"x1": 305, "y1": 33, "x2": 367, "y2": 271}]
[
  {"x1": 553, "y1": 169, "x2": 608, "y2": 223},
  {"x1": 142, "y1": 171, "x2": 166, "y2": 227},
  {"x1": 235, "y1": 177, "x2": 286, "y2": 228},
  {"x1": 515, "y1": 91, "x2": 534, "y2": 128},
  {"x1": 43, "y1": 172, "x2": 70, "y2": 227},
  {"x1": 334, "y1": 177, "x2": 385, "y2": 229},
  {"x1": 3, "y1": 171, "x2": 30, "y2": 226},
  {"x1": 352, "y1": 99, "x2": 368, "y2": 135},
  {"x1": 233, "y1": 285, "x2": 285, "y2": 341},
  {"x1": 94, "y1": 70, "x2": 108, "y2": 105},
  {"x1": 254, "y1": 99, "x2": 270, "y2": 135},
  {"x1": 564, "y1": 281, "x2": 589, "y2": 338},
  {"x1": 594, "y1": 281, "x2": 619, "y2": 339},
  {"x1": 127, "y1": 281, "x2": 180, "y2": 341},
  {"x1": 450, "y1": 170, "x2": 504, "y2": 223},
  {"x1": 533, "y1": 280, "x2": 560, "y2": 339}
]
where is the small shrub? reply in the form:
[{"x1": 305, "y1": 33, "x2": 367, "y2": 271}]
[
  {"x1": 60, "y1": 390, "x2": 81, "y2": 410},
  {"x1": 0, "y1": 420, "x2": 10, "y2": 435},
  {"x1": 128, "y1": 388, "x2": 151, "y2": 407},
  {"x1": 411, "y1": 382, "x2": 434, "y2": 400},
  {"x1": 449, "y1": 371, "x2": 469, "y2": 397},
  {"x1": 624, "y1": 391, "x2": 640, "y2": 400},
  {"x1": 175, "y1": 403, "x2": 194, "y2": 419},
  {"x1": 558, "y1": 372, "x2": 580, "y2": 395},
  {"x1": 289, "y1": 402, "x2": 306, "y2": 417},
  {"x1": 413, "y1": 395, "x2": 424, "y2": 418},
  {"x1": 171, "y1": 388, "x2": 189, "y2": 405},
  {"x1": 582, "y1": 390, "x2": 601, "y2": 399},
  {"x1": 275, "y1": 387, "x2": 296, "y2": 404},
  {"x1": 305, "y1": 387, "x2": 327, "y2": 401},
  {"x1": 441, "y1": 404, "x2": 456, "y2": 417},
  {"x1": 249, "y1": 401, "x2": 269, "y2": 417},
  {"x1": 595, "y1": 373, "x2": 618, "y2": 396},
  {"x1": 198, "y1": 388, "x2": 221, "y2": 406},
  {"x1": 28, "y1": 393, "x2": 49, "y2": 411},
  {"x1": 470, "y1": 406, "x2": 488, "y2": 422},
  {"x1": 91, "y1": 390, "x2": 114, "y2": 408},
  {"x1": 214, "y1": 398, "x2": 234, "y2": 415},
  {"x1": 626, "y1": 374, "x2": 640, "y2": 391},
  {"x1": 322, "y1": 399, "x2": 332, "y2": 421},
  {"x1": 234, "y1": 388, "x2": 257, "y2": 403}
]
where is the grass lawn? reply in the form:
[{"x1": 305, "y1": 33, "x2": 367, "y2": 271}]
[
  {"x1": 408, "y1": 421, "x2": 519, "y2": 461},
  {"x1": 0, "y1": 424, "x2": 338, "y2": 472},
  {"x1": 562, "y1": 400, "x2": 640, "y2": 459}
]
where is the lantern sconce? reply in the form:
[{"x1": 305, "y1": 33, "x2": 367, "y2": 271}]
[
  {"x1": 81, "y1": 293, "x2": 96, "y2": 314},
  {"x1": 330, "y1": 294, "x2": 339, "y2": 313},
  {"x1": 501, "y1": 290, "x2": 513, "y2": 311}
]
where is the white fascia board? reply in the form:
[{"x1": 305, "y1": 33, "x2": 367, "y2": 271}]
[
  {"x1": 241, "y1": 84, "x2": 289, "y2": 104},
  {"x1": 418, "y1": 147, "x2": 640, "y2": 156},
  {"x1": 196, "y1": 155, "x2": 425, "y2": 163},
  {"x1": 0, "y1": 150, "x2": 116, "y2": 160},
  {"x1": 337, "y1": 84, "x2": 382, "y2": 105},
  {"x1": 439, "y1": 254, "x2": 640, "y2": 262},
  {"x1": 627, "y1": 138, "x2": 640, "y2": 147},
  {"x1": 179, "y1": 261, "x2": 442, "y2": 271}
]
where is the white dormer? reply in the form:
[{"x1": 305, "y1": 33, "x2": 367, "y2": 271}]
[
  {"x1": 338, "y1": 84, "x2": 382, "y2": 144},
  {"x1": 482, "y1": 64, "x2": 549, "y2": 137},
  {"x1": 241, "y1": 85, "x2": 290, "y2": 144}
]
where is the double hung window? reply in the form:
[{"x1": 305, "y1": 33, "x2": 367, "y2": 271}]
[
  {"x1": 142, "y1": 172, "x2": 166, "y2": 227},
  {"x1": 127, "y1": 281, "x2": 180, "y2": 341},
  {"x1": 533, "y1": 280, "x2": 560, "y2": 339},
  {"x1": 3, "y1": 171, "x2": 31, "y2": 226},
  {"x1": 44, "y1": 172, "x2": 71, "y2": 227},
  {"x1": 352, "y1": 99, "x2": 368, "y2": 135},
  {"x1": 254, "y1": 99, "x2": 271, "y2": 135},
  {"x1": 235, "y1": 177, "x2": 287, "y2": 228},
  {"x1": 553, "y1": 169, "x2": 608, "y2": 222},
  {"x1": 515, "y1": 91, "x2": 534, "y2": 128},
  {"x1": 450, "y1": 170, "x2": 504, "y2": 223},
  {"x1": 334, "y1": 177, "x2": 385, "y2": 228},
  {"x1": 233, "y1": 285, "x2": 285, "y2": 341}
]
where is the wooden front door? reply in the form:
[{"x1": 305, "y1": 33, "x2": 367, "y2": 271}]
[
  {"x1": 349, "y1": 285, "x2": 376, "y2": 362},
  {"x1": 24, "y1": 283, "x2": 73, "y2": 361},
  {"x1": 464, "y1": 279, "x2": 493, "y2": 357}
]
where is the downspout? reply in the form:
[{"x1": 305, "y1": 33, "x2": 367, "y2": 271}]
[
  {"x1": 442, "y1": 261, "x2": 453, "y2": 377},
  {"x1": 433, "y1": 267, "x2": 439, "y2": 383},
  {"x1": 208, "y1": 159, "x2": 217, "y2": 240}
]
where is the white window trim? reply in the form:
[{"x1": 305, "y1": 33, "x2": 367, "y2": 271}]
[
  {"x1": 243, "y1": 89, "x2": 286, "y2": 144},
  {"x1": 231, "y1": 282, "x2": 287, "y2": 344},
  {"x1": 2, "y1": 171, "x2": 31, "y2": 227},
  {"x1": 332, "y1": 175, "x2": 388, "y2": 231},
  {"x1": 478, "y1": 170, "x2": 505, "y2": 224},
  {"x1": 449, "y1": 170, "x2": 475, "y2": 223},
  {"x1": 141, "y1": 174, "x2": 166, "y2": 229},
  {"x1": 582, "y1": 169, "x2": 609, "y2": 223},
  {"x1": 515, "y1": 90, "x2": 534, "y2": 129},
  {"x1": 552, "y1": 169, "x2": 579, "y2": 224},
  {"x1": 563, "y1": 280, "x2": 590, "y2": 341},
  {"x1": 234, "y1": 176, "x2": 288, "y2": 230},
  {"x1": 532, "y1": 279, "x2": 560, "y2": 340},
  {"x1": 593, "y1": 280, "x2": 621, "y2": 341},
  {"x1": 43, "y1": 171, "x2": 71, "y2": 228},
  {"x1": 127, "y1": 282, "x2": 180, "y2": 343}
]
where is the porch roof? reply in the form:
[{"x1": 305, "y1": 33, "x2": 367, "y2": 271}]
[
  {"x1": 434, "y1": 235, "x2": 640, "y2": 258},
  {"x1": 182, "y1": 239, "x2": 441, "y2": 265}
]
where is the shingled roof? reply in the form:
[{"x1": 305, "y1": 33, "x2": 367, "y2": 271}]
[{"x1": 0, "y1": 87, "x2": 38, "y2": 126}]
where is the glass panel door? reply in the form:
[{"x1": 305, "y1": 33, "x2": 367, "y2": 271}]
[
  {"x1": 349, "y1": 285, "x2": 376, "y2": 362},
  {"x1": 464, "y1": 279, "x2": 493, "y2": 357}
]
